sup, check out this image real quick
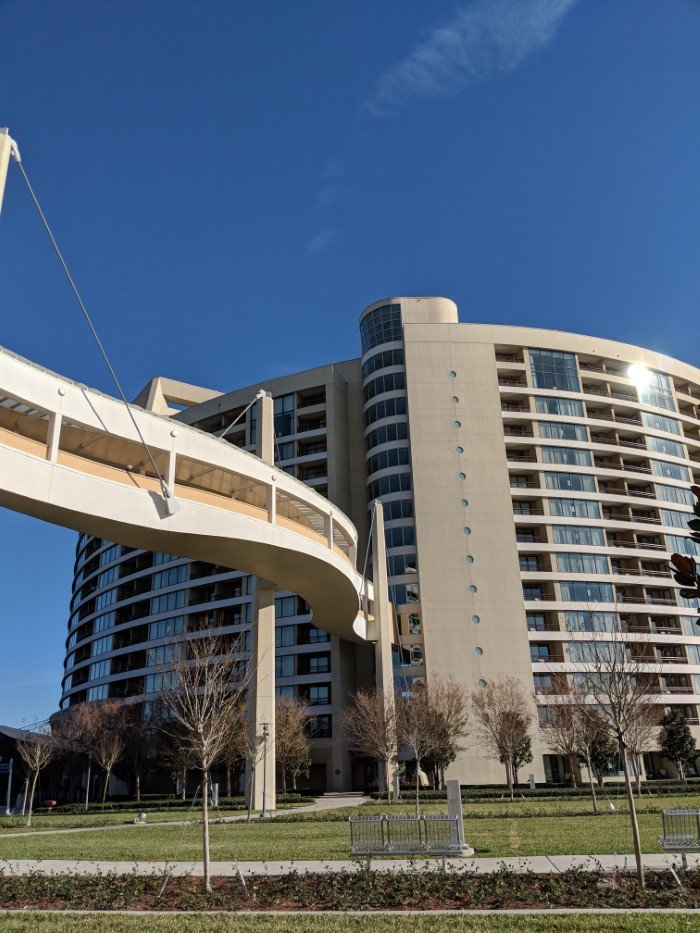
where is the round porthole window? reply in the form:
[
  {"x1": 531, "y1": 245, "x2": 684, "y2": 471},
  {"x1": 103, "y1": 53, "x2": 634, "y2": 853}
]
[
  {"x1": 471, "y1": 615, "x2": 480, "y2": 624},
  {"x1": 452, "y1": 396, "x2": 459, "y2": 404},
  {"x1": 453, "y1": 421, "x2": 461, "y2": 429},
  {"x1": 477, "y1": 679, "x2": 487, "y2": 688},
  {"x1": 457, "y1": 472, "x2": 466, "y2": 480},
  {"x1": 462, "y1": 527, "x2": 471, "y2": 536},
  {"x1": 461, "y1": 499, "x2": 468, "y2": 507},
  {"x1": 466, "y1": 555, "x2": 474, "y2": 564},
  {"x1": 455, "y1": 446, "x2": 464, "y2": 454},
  {"x1": 474, "y1": 647, "x2": 483, "y2": 656},
  {"x1": 449, "y1": 370, "x2": 457, "y2": 378},
  {"x1": 468, "y1": 584, "x2": 477, "y2": 594}
]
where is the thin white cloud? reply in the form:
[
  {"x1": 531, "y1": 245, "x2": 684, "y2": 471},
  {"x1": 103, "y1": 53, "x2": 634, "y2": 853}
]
[
  {"x1": 323, "y1": 159, "x2": 344, "y2": 179},
  {"x1": 306, "y1": 228, "x2": 339, "y2": 254},
  {"x1": 365, "y1": 0, "x2": 576, "y2": 116}
]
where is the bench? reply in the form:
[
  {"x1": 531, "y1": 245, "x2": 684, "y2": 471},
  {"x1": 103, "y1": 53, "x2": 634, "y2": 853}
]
[
  {"x1": 658, "y1": 809, "x2": 700, "y2": 868},
  {"x1": 349, "y1": 813, "x2": 471, "y2": 866}
]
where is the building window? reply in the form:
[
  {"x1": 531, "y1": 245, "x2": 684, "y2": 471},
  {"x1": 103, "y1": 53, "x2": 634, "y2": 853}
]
[
  {"x1": 275, "y1": 624, "x2": 296, "y2": 648},
  {"x1": 360, "y1": 304, "x2": 402, "y2": 355},
  {"x1": 153, "y1": 565, "x2": 187, "y2": 590},
  {"x1": 535, "y1": 397, "x2": 584, "y2": 417},
  {"x1": 89, "y1": 659, "x2": 111, "y2": 680},
  {"x1": 276, "y1": 655, "x2": 295, "y2": 678},
  {"x1": 149, "y1": 616, "x2": 186, "y2": 640},
  {"x1": 87, "y1": 684, "x2": 109, "y2": 701},
  {"x1": 363, "y1": 372, "x2": 406, "y2": 405},
  {"x1": 541, "y1": 447, "x2": 593, "y2": 467},
  {"x1": 656, "y1": 485, "x2": 694, "y2": 507},
  {"x1": 545, "y1": 472, "x2": 596, "y2": 492},
  {"x1": 307, "y1": 684, "x2": 331, "y2": 706},
  {"x1": 651, "y1": 460, "x2": 689, "y2": 482},
  {"x1": 552, "y1": 525, "x2": 605, "y2": 546},
  {"x1": 275, "y1": 441, "x2": 295, "y2": 463},
  {"x1": 638, "y1": 371, "x2": 675, "y2": 412},
  {"x1": 362, "y1": 348, "x2": 405, "y2": 379},
  {"x1": 560, "y1": 581, "x2": 614, "y2": 602},
  {"x1": 647, "y1": 436, "x2": 685, "y2": 459},
  {"x1": 529, "y1": 349, "x2": 580, "y2": 392},
  {"x1": 538, "y1": 422, "x2": 588, "y2": 442},
  {"x1": 556, "y1": 553, "x2": 609, "y2": 574},
  {"x1": 549, "y1": 498, "x2": 600, "y2": 519},
  {"x1": 274, "y1": 394, "x2": 295, "y2": 437},
  {"x1": 151, "y1": 590, "x2": 186, "y2": 615},
  {"x1": 530, "y1": 645, "x2": 550, "y2": 662},
  {"x1": 526, "y1": 613, "x2": 547, "y2": 631},
  {"x1": 91, "y1": 635, "x2": 113, "y2": 657},
  {"x1": 276, "y1": 685, "x2": 295, "y2": 699},
  {"x1": 309, "y1": 714, "x2": 332, "y2": 738}
]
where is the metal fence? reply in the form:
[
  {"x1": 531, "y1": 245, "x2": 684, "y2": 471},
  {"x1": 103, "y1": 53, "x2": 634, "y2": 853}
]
[
  {"x1": 349, "y1": 813, "x2": 464, "y2": 857},
  {"x1": 659, "y1": 810, "x2": 700, "y2": 851}
]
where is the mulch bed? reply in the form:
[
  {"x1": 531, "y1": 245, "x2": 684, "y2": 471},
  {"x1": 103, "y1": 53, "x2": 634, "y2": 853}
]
[{"x1": 0, "y1": 868, "x2": 698, "y2": 911}]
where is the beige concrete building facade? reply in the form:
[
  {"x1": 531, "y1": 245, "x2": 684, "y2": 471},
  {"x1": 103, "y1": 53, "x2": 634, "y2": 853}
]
[{"x1": 61, "y1": 297, "x2": 700, "y2": 787}]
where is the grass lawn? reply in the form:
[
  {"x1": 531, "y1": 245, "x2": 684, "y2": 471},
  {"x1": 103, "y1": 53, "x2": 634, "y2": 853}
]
[
  {"x1": 0, "y1": 810, "x2": 680, "y2": 861},
  {"x1": 0, "y1": 802, "x2": 312, "y2": 834},
  {"x1": 0, "y1": 913, "x2": 698, "y2": 932}
]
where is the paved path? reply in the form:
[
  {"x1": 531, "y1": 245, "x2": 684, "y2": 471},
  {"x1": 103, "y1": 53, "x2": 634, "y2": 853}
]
[
  {"x1": 0, "y1": 852, "x2": 697, "y2": 877},
  {"x1": 0, "y1": 793, "x2": 365, "y2": 840}
]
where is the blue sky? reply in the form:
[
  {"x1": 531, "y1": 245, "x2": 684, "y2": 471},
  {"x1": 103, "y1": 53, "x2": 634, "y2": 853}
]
[{"x1": 0, "y1": 0, "x2": 698, "y2": 723}]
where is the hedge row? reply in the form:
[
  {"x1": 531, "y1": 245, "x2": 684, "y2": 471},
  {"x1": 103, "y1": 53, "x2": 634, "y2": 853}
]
[{"x1": 370, "y1": 779, "x2": 700, "y2": 801}]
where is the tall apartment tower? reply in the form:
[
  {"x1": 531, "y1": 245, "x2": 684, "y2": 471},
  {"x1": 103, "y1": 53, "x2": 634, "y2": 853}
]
[{"x1": 61, "y1": 297, "x2": 700, "y2": 788}]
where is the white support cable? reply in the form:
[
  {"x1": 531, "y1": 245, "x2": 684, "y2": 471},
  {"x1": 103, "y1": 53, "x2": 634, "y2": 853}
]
[
  {"x1": 11, "y1": 149, "x2": 177, "y2": 513},
  {"x1": 217, "y1": 390, "x2": 266, "y2": 440}
]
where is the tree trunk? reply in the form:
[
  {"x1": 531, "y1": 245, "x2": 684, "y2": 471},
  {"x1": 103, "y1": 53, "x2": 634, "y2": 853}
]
[
  {"x1": 585, "y1": 750, "x2": 599, "y2": 814},
  {"x1": 85, "y1": 758, "x2": 91, "y2": 812},
  {"x1": 226, "y1": 764, "x2": 232, "y2": 799},
  {"x1": 181, "y1": 767, "x2": 187, "y2": 801},
  {"x1": 619, "y1": 738, "x2": 645, "y2": 888},
  {"x1": 506, "y1": 761, "x2": 514, "y2": 801},
  {"x1": 26, "y1": 770, "x2": 39, "y2": 827},
  {"x1": 630, "y1": 755, "x2": 642, "y2": 798},
  {"x1": 135, "y1": 773, "x2": 141, "y2": 803},
  {"x1": 415, "y1": 757, "x2": 421, "y2": 817},
  {"x1": 101, "y1": 769, "x2": 111, "y2": 805},
  {"x1": 20, "y1": 778, "x2": 28, "y2": 816},
  {"x1": 569, "y1": 756, "x2": 578, "y2": 787},
  {"x1": 202, "y1": 767, "x2": 211, "y2": 894},
  {"x1": 282, "y1": 769, "x2": 287, "y2": 794}
]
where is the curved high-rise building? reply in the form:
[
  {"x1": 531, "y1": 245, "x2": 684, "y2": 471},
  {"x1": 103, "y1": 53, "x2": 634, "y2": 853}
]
[{"x1": 60, "y1": 297, "x2": 700, "y2": 787}]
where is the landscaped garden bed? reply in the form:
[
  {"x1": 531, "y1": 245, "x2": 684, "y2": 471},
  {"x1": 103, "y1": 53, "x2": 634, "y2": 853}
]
[{"x1": 0, "y1": 867, "x2": 698, "y2": 911}]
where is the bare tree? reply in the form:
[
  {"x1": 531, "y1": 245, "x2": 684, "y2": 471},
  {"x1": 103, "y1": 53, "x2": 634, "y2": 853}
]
[
  {"x1": 217, "y1": 702, "x2": 249, "y2": 798},
  {"x1": 395, "y1": 687, "x2": 436, "y2": 815},
  {"x1": 571, "y1": 621, "x2": 660, "y2": 888},
  {"x1": 423, "y1": 679, "x2": 470, "y2": 789},
  {"x1": 15, "y1": 724, "x2": 60, "y2": 827},
  {"x1": 471, "y1": 678, "x2": 533, "y2": 801},
  {"x1": 626, "y1": 705, "x2": 662, "y2": 796},
  {"x1": 123, "y1": 705, "x2": 160, "y2": 802},
  {"x1": 159, "y1": 631, "x2": 251, "y2": 893},
  {"x1": 275, "y1": 696, "x2": 311, "y2": 793},
  {"x1": 541, "y1": 699, "x2": 581, "y2": 788},
  {"x1": 54, "y1": 701, "x2": 102, "y2": 810},
  {"x1": 90, "y1": 701, "x2": 130, "y2": 804},
  {"x1": 341, "y1": 688, "x2": 397, "y2": 798}
]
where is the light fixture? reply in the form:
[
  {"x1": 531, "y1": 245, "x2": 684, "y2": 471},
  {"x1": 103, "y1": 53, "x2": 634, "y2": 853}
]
[{"x1": 628, "y1": 363, "x2": 652, "y2": 388}]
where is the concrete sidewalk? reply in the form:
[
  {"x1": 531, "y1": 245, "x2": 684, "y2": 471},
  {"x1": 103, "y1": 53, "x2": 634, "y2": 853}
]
[
  {"x1": 0, "y1": 793, "x2": 366, "y2": 840},
  {"x1": 0, "y1": 853, "x2": 697, "y2": 877}
]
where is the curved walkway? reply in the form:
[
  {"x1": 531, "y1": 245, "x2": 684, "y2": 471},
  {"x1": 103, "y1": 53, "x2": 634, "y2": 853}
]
[{"x1": 0, "y1": 793, "x2": 366, "y2": 839}]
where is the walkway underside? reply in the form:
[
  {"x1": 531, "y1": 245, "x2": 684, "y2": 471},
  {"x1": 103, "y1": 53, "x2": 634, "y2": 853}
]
[{"x1": 0, "y1": 345, "x2": 371, "y2": 642}]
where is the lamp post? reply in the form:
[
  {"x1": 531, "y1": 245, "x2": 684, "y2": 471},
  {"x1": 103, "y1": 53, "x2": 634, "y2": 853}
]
[{"x1": 261, "y1": 722, "x2": 270, "y2": 818}]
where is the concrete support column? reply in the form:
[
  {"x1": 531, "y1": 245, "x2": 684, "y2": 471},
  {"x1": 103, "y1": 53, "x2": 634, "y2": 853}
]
[
  {"x1": 324, "y1": 512, "x2": 334, "y2": 549},
  {"x1": 46, "y1": 413, "x2": 61, "y2": 462},
  {"x1": 247, "y1": 581, "x2": 276, "y2": 814},
  {"x1": 370, "y1": 500, "x2": 399, "y2": 794},
  {"x1": 246, "y1": 389, "x2": 276, "y2": 813},
  {"x1": 166, "y1": 449, "x2": 176, "y2": 491},
  {"x1": 371, "y1": 501, "x2": 395, "y2": 697}
]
